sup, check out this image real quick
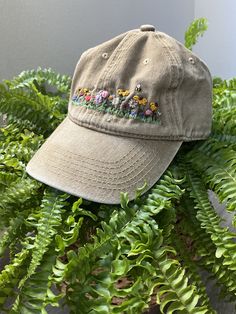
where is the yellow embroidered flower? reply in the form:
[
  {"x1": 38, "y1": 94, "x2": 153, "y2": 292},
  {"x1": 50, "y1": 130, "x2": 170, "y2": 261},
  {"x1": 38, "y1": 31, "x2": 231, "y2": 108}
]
[
  {"x1": 133, "y1": 95, "x2": 140, "y2": 101},
  {"x1": 122, "y1": 90, "x2": 130, "y2": 97},
  {"x1": 150, "y1": 102, "x2": 158, "y2": 111},
  {"x1": 117, "y1": 89, "x2": 123, "y2": 96},
  {"x1": 138, "y1": 98, "x2": 148, "y2": 106}
]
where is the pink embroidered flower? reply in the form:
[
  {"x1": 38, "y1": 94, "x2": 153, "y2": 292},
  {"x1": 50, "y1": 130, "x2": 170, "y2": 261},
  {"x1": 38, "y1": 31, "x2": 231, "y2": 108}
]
[
  {"x1": 101, "y1": 90, "x2": 109, "y2": 98},
  {"x1": 145, "y1": 109, "x2": 153, "y2": 116},
  {"x1": 85, "y1": 95, "x2": 91, "y2": 101}
]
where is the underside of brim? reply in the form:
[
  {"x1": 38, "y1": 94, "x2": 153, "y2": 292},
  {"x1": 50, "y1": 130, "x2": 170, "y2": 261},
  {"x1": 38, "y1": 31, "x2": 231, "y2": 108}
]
[{"x1": 26, "y1": 116, "x2": 182, "y2": 204}]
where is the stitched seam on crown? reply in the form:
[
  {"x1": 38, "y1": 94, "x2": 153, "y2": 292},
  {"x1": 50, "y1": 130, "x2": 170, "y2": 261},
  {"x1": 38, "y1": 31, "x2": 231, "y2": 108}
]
[
  {"x1": 155, "y1": 34, "x2": 178, "y2": 132},
  {"x1": 46, "y1": 148, "x2": 155, "y2": 179},
  {"x1": 160, "y1": 36, "x2": 184, "y2": 132},
  {"x1": 68, "y1": 112, "x2": 207, "y2": 140},
  {"x1": 99, "y1": 32, "x2": 141, "y2": 89}
]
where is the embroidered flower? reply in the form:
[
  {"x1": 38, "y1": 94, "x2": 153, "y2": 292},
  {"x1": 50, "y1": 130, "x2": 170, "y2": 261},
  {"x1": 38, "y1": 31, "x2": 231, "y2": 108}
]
[
  {"x1": 112, "y1": 97, "x2": 120, "y2": 106},
  {"x1": 138, "y1": 98, "x2": 148, "y2": 106},
  {"x1": 145, "y1": 109, "x2": 153, "y2": 116},
  {"x1": 122, "y1": 90, "x2": 130, "y2": 97},
  {"x1": 130, "y1": 109, "x2": 138, "y2": 118},
  {"x1": 117, "y1": 89, "x2": 123, "y2": 96},
  {"x1": 129, "y1": 99, "x2": 138, "y2": 108},
  {"x1": 150, "y1": 102, "x2": 158, "y2": 112},
  {"x1": 117, "y1": 89, "x2": 129, "y2": 97},
  {"x1": 71, "y1": 87, "x2": 161, "y2": 124},
  {"x1": 133, "y1": 95, "x2": 140, "y2": 101},
  {"x1": 95, "y1": 94, "x2": 103, "y2": 104},
  {"x1": 85, "y1": 95, "x2": 92, "y2": 101},
  {"x1": 78, "y1": 88, "x2": 90, "y2": 96},
  {"x1": 101, "y1": 90, "x2": 109, "y2": 98}
]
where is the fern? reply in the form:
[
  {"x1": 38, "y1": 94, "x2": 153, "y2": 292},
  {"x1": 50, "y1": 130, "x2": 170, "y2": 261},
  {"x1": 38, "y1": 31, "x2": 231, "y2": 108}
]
[
  {"x1": 11, "y1": 247, "x2": 59, "y2": 314},
  {"x1": 176, "y1": 196, "x2": 236, "y2": 303},
  {"x1": 5, "y1": 67, "x2": 71, "y2": 96},
  {"x1": 183, "y1": 165, "x2": 236, "y2": 270},
  {"x1": 60, "y1": 172, "x2": 212, "y2": 313},
  {"x1": 0, "y1": 210, "x2": 28, "y2": 256},
  {"x1": 19, "y1": 189, "x2": 69, "y2": 287},
  {"x1": 0, "y1": 249, "x2": 29, "y2": 312},
  {"x1": 184, "y1": 18, "x2": 208, "y2": 50},
  {"x1": 186, "y1": 139, "x2": 236, "y2": 219}
]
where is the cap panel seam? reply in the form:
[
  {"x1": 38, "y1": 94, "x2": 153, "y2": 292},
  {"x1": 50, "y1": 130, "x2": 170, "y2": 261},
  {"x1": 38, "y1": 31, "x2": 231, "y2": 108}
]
[
  {"x1": 155, "y1": 33, "x2": 184, "y2": 133},
  {"x1": 98, "y1": 32, "x2": 141, "y2": 90}
]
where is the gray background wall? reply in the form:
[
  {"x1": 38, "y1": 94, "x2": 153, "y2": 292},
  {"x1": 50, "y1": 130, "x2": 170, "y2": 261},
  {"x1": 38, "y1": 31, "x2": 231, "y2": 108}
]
[
  {"x1": 1, "y1": 1, "x2": 235, "y2": 80},
  {"x1": 194, "y1": 0, "x2": 236, "y2": 78},
  {"x1": 0, "y1": 0, "x2": 194, "y2": 80}
]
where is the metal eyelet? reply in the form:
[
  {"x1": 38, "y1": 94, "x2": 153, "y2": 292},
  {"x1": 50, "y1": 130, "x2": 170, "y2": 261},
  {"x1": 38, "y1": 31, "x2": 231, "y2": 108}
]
[
  {"x1": 102, "y1": 52, "x2": 109, "y2": 59},
  {"x1": 143, "y1": 58, "x2": 151, "y2": 65},
  {"x1": 188, "y1": 57, "x2": 195, "y2": 64}
]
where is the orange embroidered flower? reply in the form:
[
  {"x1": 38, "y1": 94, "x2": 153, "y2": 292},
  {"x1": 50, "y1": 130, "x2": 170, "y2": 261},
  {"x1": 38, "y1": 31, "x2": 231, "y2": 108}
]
[{"x1": 138, "y1": 98, "x2": 148, "y2": 106}]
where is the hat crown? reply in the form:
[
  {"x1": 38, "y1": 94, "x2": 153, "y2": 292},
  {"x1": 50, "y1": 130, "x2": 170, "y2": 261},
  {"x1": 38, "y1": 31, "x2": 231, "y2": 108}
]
[{"x1": 69, "y1": 26, "x2": 212, "y2": 141}]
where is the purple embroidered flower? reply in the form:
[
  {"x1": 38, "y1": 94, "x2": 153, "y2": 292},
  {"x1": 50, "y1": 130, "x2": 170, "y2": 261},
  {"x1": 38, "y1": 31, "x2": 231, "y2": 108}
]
[
  {"x1": 72, "y1": 95, "x2": 78, "y2": 101},
  {"x1": 101, "y1": 90, "x2": 109, "y2": 98},
  {"x1": 130, "y1": 109, "x2": 138, "y2": 118},
  {"x1": 95, "y1": 94, "x2": 103, "y2": 104}
]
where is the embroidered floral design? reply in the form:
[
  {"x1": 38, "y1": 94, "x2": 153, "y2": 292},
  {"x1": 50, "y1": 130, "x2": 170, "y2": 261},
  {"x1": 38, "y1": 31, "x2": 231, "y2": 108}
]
[{"x1": 71, "y1": 87, "x2": 161, "y2": 123}]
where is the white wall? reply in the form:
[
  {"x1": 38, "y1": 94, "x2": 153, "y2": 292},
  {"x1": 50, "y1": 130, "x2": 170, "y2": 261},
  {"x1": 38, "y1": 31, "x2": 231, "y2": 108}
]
[
  {"x1": 194, "y1": 0, "x2": 236, "y2": 79},
  {"x1": 0, "y1": 0, "x2": 194, "y2": 80}
]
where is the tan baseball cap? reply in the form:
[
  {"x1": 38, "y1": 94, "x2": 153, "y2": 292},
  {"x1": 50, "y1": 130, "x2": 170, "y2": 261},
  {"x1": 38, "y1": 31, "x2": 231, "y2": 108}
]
[{"x1": 26, "y1": 24, "x2": 212, "y2": 204}]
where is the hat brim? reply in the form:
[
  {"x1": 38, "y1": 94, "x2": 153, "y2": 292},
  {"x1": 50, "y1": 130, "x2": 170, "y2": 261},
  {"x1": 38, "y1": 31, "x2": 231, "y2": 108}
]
[{"x1": 26, "y1": 116, "x2": 182, "y2": 204}]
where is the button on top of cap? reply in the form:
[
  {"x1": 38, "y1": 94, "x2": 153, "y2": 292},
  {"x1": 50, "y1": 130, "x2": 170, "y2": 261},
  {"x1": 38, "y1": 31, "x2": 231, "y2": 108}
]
[{"x1": 140, "y1": 24, "x2": 155, "y2": 32}]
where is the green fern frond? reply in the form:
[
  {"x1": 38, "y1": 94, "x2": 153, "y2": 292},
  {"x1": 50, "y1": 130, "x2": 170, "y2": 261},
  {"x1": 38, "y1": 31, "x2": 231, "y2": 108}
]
[
  {"x1": 0, "y1": 249, "x2": 29, "y2": 312},
  {"x1": 184, "y1": 18, "x2": 208, "y2": 50},
  {"x1": 0, "y1": 82, "x2": 66, "y2": 134},
  {"x1": 177, "y1": 197, "x2": 236, "y2": 303},
  {"x1": 212, "y1": 77, "x2": 236, "y2": 138},
  {"x1": 0, "y1": 210, "x2": 29, "y2": 256},
  {"x1": 5, "y1": 67, "x2": 71, "y2": 95},
  {"x1": 11, "y1": 247, "x2": 60, "y2": 314},
  {"x1": 63, "y1": 171, "x2": 212, "y2": 313},
  {"x1": 186, "y1": 139, "x2": 236, "y2": 213},
  {"x1": 170, "y1": 228, "x2": 215, "y2": 311},
  {"x1": 0, "y1": 177, "x2": 41, "y2": 213},
  {"x1": 153, "y1": 247, "x2": 211, "y2": 314},
  {"x1": 0, "y1": 171, "x2": 18, "y2": 191},
  {"x1": 184, "y1": 166, "x2": 236, "y2": 271},
  {"x1": 19, "y1": 189, "x2": 69, "y2": 287}
]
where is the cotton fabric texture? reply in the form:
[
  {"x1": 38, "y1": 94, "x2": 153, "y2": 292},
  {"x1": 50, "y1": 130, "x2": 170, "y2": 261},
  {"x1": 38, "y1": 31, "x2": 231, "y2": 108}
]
[{"x1": 26, "y1": 24, "x2": 212, "y2": 204}]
